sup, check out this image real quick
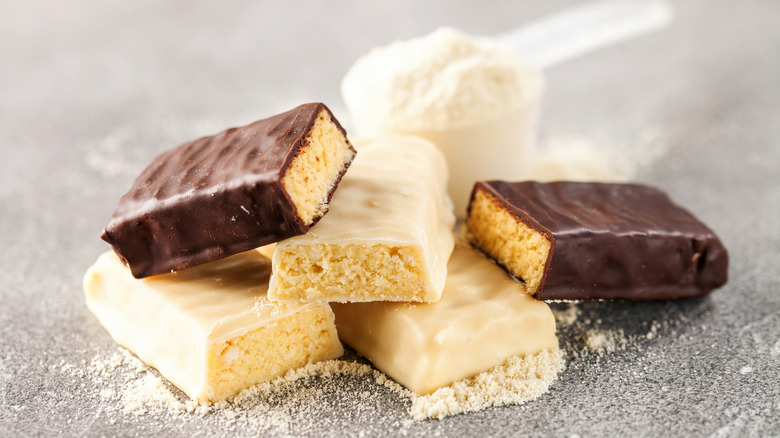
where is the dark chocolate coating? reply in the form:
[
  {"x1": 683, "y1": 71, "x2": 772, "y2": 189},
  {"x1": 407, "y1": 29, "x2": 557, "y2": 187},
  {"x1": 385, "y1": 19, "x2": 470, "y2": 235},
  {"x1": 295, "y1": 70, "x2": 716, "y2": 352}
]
[
  {"x1": 470, "y1": 181, "x2": 729, "y2": 300},
  {"x1": 101, "y1": 103, "x2": 355, "y2": 278}
]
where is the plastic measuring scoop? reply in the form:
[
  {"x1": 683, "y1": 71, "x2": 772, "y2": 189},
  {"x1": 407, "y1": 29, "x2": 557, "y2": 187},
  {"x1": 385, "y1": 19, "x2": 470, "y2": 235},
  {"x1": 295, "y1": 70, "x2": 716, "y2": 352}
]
[
  {"x1": 499, "y1": 0, "x2": 673, "y2": 70},
  {"x1": 342, "y1": 1, "x2": 674, "y2": 216}
]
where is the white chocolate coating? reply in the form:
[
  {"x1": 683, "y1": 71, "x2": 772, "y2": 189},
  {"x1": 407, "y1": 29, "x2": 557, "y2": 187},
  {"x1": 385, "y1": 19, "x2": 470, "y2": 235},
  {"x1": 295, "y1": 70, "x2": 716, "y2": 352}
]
[
  {"x1": 83, "y1": 250, "x2": 343, "y2": 401},
  {"x1": 268, "y1": 135, "x2": 455, "y2": 303},
  {"x1": 331, "y1": 243, "x2": 558, "y2": 395}
]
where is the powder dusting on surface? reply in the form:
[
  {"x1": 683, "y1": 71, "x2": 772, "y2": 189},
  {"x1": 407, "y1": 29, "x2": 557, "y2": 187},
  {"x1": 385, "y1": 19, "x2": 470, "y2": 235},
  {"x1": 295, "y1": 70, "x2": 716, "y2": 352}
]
[
  {"x1": 553, "y1": 303, "x2": 580, "y2": 327},
  {"x1": 550, "y1": 302, "x2": 682, "y2": 365},
  {"x1": 59, "y1": 348, "x2": 564, "y2": 434},
  {"x1": 411, "y1": 349, "x2": 564, "y2": 420},
  {"x1": 60, "y1": 349, "x2": 189, "y2": 416},
  {"x1": 83, "y1": 127, "x2": 138, "y2": 178},
  {"x1": 58, "y1": 346, "x2": 564, "y2": 432},
  {"x1": 582, "y1": 329, "x2": 628, "y2": 354},
  {"x1": 528, "y1": 128, "x2": 670, "y2": 183},
  {"x1": 59, "y1": 300, "x2": 678, "y2": 432},
  {"x1": 57, "y1": 301, "x2": 681, "y2": 433}
]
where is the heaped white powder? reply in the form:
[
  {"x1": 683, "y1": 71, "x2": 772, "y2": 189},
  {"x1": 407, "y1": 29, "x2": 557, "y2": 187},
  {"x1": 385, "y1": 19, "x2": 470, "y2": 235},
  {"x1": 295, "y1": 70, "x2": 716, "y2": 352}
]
[
  {"x1": 342, "y1": 27, "x2": 540, "y2": 131},
  {"x1": 411, "y1": 349, "x2": 564, "y2": 420},
  {"x1": 59, "y1": 346, "x2": 564, "y2": 428}
]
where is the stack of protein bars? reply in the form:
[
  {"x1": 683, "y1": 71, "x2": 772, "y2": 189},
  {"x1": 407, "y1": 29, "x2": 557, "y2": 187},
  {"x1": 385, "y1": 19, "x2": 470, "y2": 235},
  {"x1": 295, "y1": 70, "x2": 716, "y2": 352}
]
[
  {"x1": 85, "y1": 102, "x2": 728, "y2": 407},
  {"x1": 84, "y1": 103, "x2": 560, "y2": 403}
]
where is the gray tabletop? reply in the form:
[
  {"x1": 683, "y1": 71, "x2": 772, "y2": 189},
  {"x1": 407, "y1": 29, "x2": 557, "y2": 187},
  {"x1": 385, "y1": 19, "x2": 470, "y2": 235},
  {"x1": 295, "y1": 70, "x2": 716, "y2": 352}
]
[{"x1": 2, "y1": 1, "x2": 779, "y2": 436}]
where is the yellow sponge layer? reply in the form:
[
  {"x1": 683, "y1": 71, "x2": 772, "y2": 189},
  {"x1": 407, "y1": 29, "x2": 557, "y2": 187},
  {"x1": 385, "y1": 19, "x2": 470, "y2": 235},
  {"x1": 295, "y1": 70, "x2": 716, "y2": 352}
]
[
  {"x1": 83, "y1": 250, "x2": 344, "y2": 403},
  {"x1": 282, "y1": 109, "x2": 354, "y2": 225},
  {"x1": 206, "y1": 305, "x2": 342, "y2": 401},
  {"x1": 270, "y1": 243, "x2": 428, "y2": 302},
  {"x1": 466, "y1": 187, "x2": 552, "y2": 293}
]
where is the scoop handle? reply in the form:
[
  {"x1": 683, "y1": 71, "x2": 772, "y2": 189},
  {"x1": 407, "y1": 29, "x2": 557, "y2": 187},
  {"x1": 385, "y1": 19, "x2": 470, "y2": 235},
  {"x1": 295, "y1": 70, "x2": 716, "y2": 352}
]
[{"x1": 498, "y1": 0, "x2": 674, "y2": 70}]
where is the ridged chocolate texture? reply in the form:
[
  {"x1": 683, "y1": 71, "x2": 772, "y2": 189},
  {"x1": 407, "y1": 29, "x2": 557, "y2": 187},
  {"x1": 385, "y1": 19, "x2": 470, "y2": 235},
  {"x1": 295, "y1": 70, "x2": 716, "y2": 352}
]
[
  {"x1": 471, "y1": 181, "x2": 729, "y2": 300},
  {"x1": 101, "y1": 103, "x2": 354, "y2": 278}
]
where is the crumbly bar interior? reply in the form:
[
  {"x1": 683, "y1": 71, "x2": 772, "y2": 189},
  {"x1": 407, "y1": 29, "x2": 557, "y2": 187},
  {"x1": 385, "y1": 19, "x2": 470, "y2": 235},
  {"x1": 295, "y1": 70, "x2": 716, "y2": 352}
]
[
  {"x1": 466, "y1": 187, "x2": 552, "y2": 294},
  {"x1": 271, "y1": 244, "x2": 428, "y2": 302},
  {"x1": 282, "y1": 109, "x2": 354, "y2": 225},
  {"x1": 205, "y1": 305, "x2": 342, "y2": 402}
]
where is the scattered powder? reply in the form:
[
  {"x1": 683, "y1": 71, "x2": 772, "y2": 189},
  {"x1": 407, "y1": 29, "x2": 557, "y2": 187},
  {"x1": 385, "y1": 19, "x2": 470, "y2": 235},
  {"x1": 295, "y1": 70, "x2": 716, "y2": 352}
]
[
  {"x1": 60, "y1": 348, "x2": 188, "y2": 416},
  {"x1": 411, "y1": 349, "x2": 564, "y2": 420},
  {"x1": 528, "y1": 143, "x2": 633, "y2": 183},
  {"x1": 61, "y1": 304, "x2": 680, "y2": 430},
  {"x1": 529, "y1": 128, "x2": 670, "y2": 184},
  {"x1": 550, "y1": 302, "x2": 673, "y2": 362},
  {"x1": 228, "y1": 359, "x2": 412, "y2": 407},
  {"x1": 645, "y1": 320, "x2": 662, "y2": 340},
  {"x1": 81, "y1": 110, "x2": 262, "y2": 180},
  {"x1": 59, "y1": 346, "x2": 564, "y2": 431},
  {"x1": 212, "y1": 359, "x2": 415, "y2": 433},
  {"x1": 121, "y1": 372, "x2": 184, "y2": 415},
  {"x1": 83, "y1": 127, "x2": 139, "y2": 178},
  {"x1": 553, "y1": 303, "x2": 580, "y2": 327},
  {"x1": 739, "y1": 366, "x2": 753, "y2": 375},
  {"x1": 581, "y1": 329, "x2": 628, "y2": 354},
  {"x1": 0, "y1": 355, "x2": 10, "y2": 398},
  {"x1": 252, "y1": 296, "x2": 296, "y2": 317},
  {"x1": 739, "y1": 310, "x2": 780, "y2": 360},
  {"x1": 58, "y1": 302, "x2": 682, "y2": 431}
]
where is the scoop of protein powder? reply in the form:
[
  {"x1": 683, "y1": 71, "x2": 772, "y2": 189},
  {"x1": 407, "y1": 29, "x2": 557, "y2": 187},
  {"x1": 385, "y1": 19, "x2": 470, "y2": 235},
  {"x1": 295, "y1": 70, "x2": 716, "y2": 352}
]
[{"x1": 342, "y1": 27, "x2": 543, "y2": 216}]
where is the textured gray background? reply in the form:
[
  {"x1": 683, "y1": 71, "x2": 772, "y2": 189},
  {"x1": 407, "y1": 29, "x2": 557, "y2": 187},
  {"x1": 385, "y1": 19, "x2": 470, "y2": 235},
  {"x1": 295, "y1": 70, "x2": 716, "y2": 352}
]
[{"x1": 1, "y1": 0, "x2": 779, "y2": 436}]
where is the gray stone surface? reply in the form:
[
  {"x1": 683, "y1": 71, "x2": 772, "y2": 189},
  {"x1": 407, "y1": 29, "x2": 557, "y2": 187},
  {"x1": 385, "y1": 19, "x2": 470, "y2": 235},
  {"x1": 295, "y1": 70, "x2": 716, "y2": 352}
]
[{"x1": 1, "y1": 0, "x2": 778, "y2": 436}]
